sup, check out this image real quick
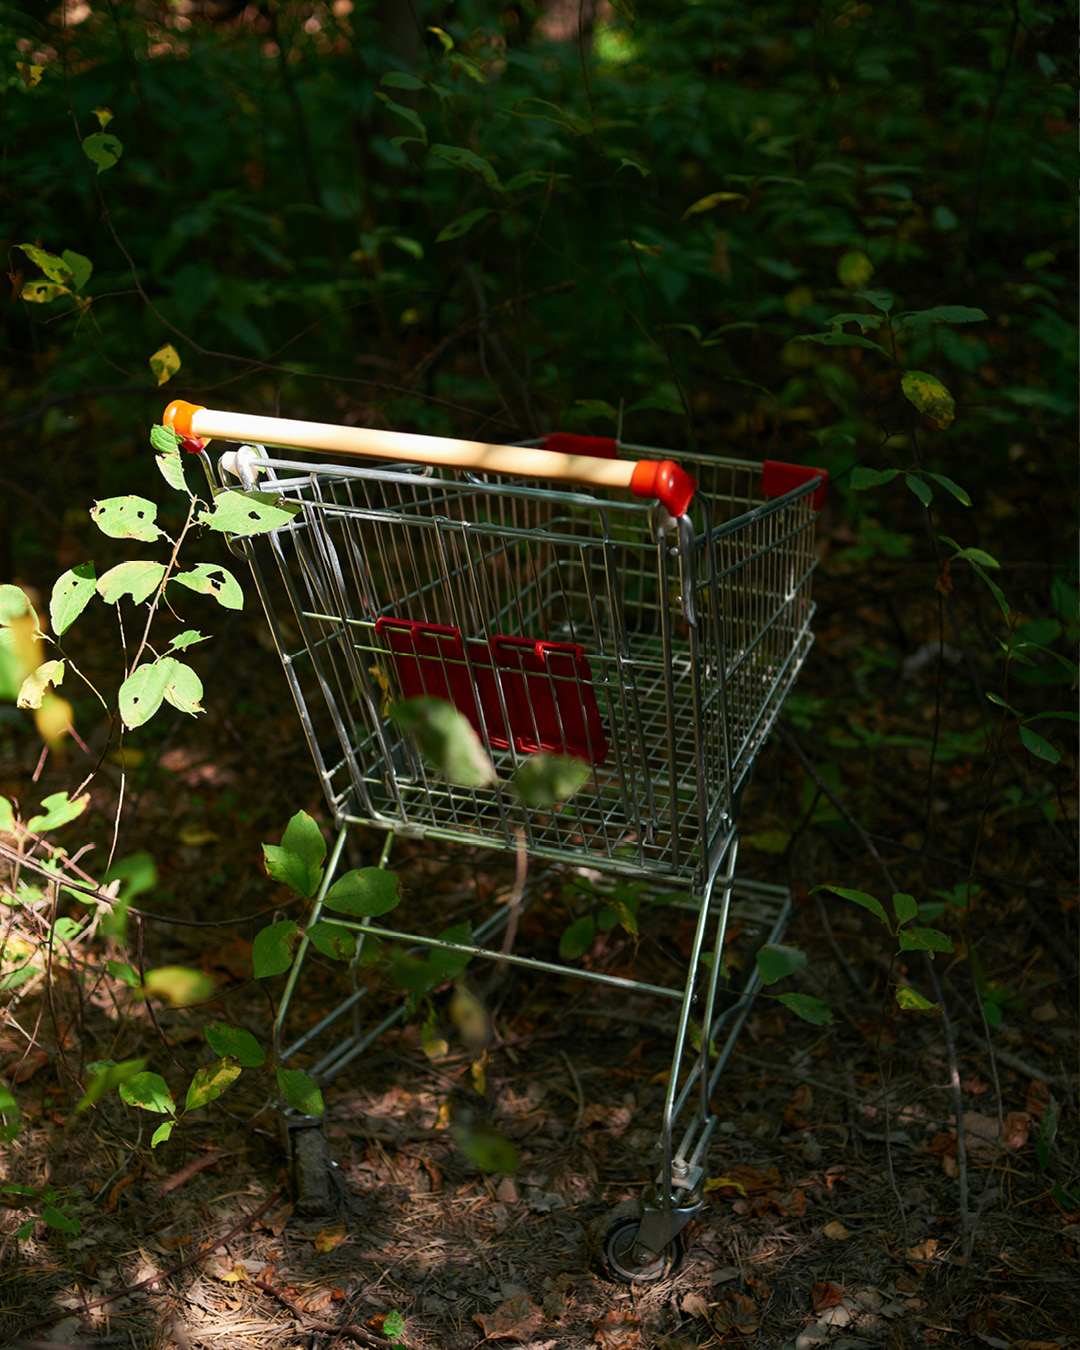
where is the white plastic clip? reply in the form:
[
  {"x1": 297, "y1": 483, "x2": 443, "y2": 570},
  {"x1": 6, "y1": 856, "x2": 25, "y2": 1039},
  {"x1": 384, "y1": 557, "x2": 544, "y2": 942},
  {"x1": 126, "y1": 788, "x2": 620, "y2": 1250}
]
[{"x1": 219, "y1": 443, "x2": 268, "y2": 490}]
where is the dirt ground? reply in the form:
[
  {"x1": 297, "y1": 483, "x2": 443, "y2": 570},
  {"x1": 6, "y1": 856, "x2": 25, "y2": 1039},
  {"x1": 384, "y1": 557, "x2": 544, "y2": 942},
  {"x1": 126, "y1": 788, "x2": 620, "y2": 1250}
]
[{"x1": 2, "y1": 542, "x2": 1077, "y2": 1350}]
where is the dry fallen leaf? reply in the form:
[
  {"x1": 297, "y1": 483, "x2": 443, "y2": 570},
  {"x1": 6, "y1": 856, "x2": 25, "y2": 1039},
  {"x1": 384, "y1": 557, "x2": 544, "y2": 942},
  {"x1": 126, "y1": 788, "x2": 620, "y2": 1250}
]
[
  {"x1": 313, "y1": 1224, "x2": 348, "y2": 1254},
  {"x1": 710, "y1": 1290, "x2": 759, "y2": 1335},
  {"x1": 906, "y1": 1238, "x2": 940, "y2": 1263},
  {"x1": 592, "y1": 1308, "x2": 641, "y2": 1348},
  {"x1": 823, "y1": 1219, "x2": 851, "y2": 1241},
  {"x1": 811, "y1": 1281, "x2": 845, "y2": 1313},
  {"x1": 475, "y1": 1294, "x2": 545, "y2": 1343},
  {"x1": 215, "y1": 1261, "x2": 247, "y2": 1284},
  {"x1": 680, "y1": 1291, "x2": 710, "y2": 1319}
]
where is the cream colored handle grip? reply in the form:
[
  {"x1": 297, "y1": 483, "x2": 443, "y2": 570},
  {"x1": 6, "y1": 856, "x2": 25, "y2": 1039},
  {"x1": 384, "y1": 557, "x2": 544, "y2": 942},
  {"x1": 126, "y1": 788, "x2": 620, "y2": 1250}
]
[{"x1": 163, "y1": 401, "x2": 696, "y2": 516}]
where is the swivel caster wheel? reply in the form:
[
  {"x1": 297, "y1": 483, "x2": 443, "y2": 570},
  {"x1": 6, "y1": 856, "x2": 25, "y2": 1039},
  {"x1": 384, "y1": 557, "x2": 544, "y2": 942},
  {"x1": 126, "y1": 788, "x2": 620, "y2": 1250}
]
[{"x1": 597, "y1": 1201, "x2": 684, "y2": 1284}]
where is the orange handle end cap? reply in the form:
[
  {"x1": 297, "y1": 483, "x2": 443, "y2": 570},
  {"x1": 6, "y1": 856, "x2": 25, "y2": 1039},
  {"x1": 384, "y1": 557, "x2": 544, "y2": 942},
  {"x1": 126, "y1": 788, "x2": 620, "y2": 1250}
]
[
  {"x1": 162, "y1": 400, "x2": 204, "y2": 438},
  {"x1": 630, "y1": 459, "x2": 696, "y2": 517}
]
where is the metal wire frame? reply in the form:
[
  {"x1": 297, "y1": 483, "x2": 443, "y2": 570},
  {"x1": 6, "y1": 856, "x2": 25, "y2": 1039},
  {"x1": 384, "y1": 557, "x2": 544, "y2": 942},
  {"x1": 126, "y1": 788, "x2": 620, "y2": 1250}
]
[{"x1": 227, "y1": 446, "x2": 820, "y2": 893}]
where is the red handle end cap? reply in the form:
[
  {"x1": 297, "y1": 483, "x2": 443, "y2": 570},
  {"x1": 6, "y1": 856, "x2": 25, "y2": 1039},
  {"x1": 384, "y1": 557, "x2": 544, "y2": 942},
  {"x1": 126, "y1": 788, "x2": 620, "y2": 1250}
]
[{"x1": 630, "y1": 459, "x2": 696, "y2": 517}]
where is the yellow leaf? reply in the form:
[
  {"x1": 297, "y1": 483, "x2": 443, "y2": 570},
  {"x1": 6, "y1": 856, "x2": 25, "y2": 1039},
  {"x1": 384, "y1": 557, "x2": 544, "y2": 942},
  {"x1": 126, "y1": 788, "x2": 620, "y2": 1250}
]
[
  {"x1": 313, "y1": 1224, "x2": 347, "y2": 1253},
  {"x1": 16, "y1": 63, "x2": 44, "y2": 89},
  {"x1": 837, "y1": 250, "x2": 874, "y2": 289},
  {"x1": 901, "y1": 370, "x2": 955, "y2": 429},
  {"x1": 35, "y1": 693, "x2": 73, "y2": 749},
  {"x1": 109, "y1": 746, "x2": 145, "y2": 769},
  {"x1": 179, "y1": 824, "x2": 218, "y2": 846},
  {"x1": 704, "y1": 1174, "x2": 748, "y2": 1196},
  {"x1": 470, "y1": 1051, "x2": 488, "y2": 1095},
  {"x1": 93, "y1": 106, "x2": 114, "y2": 128},
  {"x1": 143, "y1": 965, "x2": 213, "y2": 1007},
  {"x1": 21, "y1": 280, "x2": 69, "y2": 304},
  {"x1": 149, "y1": 343, "x2": 181, "y2": 387},
  {"x1": 435, "y1": 1101, "x2": 452, "y2": 1131},
  {"x1": 217, "y1": 1262, "x2": 247, "y2": 1283},
  {"x1": 823, "y1": 1219, "x2": 851, "y2": 1240},
  {"x1": 682, "y1": 191, "x2": 746, "y2": 220}
]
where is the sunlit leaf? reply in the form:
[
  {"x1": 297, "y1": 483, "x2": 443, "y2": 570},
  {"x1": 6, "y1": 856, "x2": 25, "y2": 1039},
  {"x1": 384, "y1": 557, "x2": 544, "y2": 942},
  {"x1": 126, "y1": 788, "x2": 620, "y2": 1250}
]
[
  {"x1": 151, "y1": 1120, "x2": 175, "y2": 1148},
  {"x1": 50, "y1": 564, "x2": 96, "y2": 635},
  {"x1": 82, "y1": 131, "x2": 123, "y2": 174},
  {"x1": 144, "y1": 965, "x2": 213, "y2": 1007},
  {"x1": 17, "y1": 660, "x2": 64, "y2": 710},
  {"x1": 97, "y1": 561, "x2": 166, "y2": 606},
  {"x1": 90, "y1": 496, "x2": 161, "y2": 542},
  {"x1": 171, "y1": 562, "x2": 244, "y2": 610},
  {"x1": 161, "y1": 658, "x2": 204, "y2": 716},
  {"x1": 198, "y1": 490, "x2": 300, "y2": 537},
  {"x1": 185, "y1": 1057, "x2": 242, "y2": 1111},
  {"x1": 323, "y1": 867, "x2": 400, "y2": 918},
  {"x1": 119, "y1": 1070, "x2": 175, "y2": 1115},
  {"x1": 0, "y1": 586, "x2": 34, "y2": 624},
  {"x1": 168, "y1": 629, "x2": 207, "y2": 651},
  {"x1": 263, "y1": 810, "x2": 326, "y2": 898},
  {"x1": 27, "y1": 791, "x2": 88, "y2": 833},
  {"x1": 119, "y1": 662, "x2": 171, "y2": 729}
]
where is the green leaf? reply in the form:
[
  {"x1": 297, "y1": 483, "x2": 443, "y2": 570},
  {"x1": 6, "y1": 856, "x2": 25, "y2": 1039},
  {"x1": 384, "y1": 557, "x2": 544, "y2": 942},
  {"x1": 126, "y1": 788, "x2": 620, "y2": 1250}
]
[
  {"x1": 0, "y1": 585, "x2": 34, "y2": 624},
  {"x1": 925, "y1": 473, "x2": 971, "y2": 506},
  {"x1": 168, "y1": 629, "x2": 207, "y2": 651},
  {"x1": 0, "y1": 797, "x2": 14, "y2": 832},
  {"x1": 17, "y1": 659, "x2": 64, "y2": 710},
  {"x1": 428, "y1": 24, "x2": 454, "y2": 51},
  {"x1": 851, "y1": 467, "x2": 899, "y2": 490},
  {"x1": 895, "y1": 305, "x2": 987, "y2": 330},
  {"x1": 49, "y1": 564, "x2": 96, "y2": 635},
  {"x1": 0, "y1": 1082, "x2": 20, "y2": 1142},
  {"x1": 898, "y1": 926, "x2": 955, "y2": 954},
  {"x1": 107, "y1": 959, "x2": 140, "y2": 988},
  {"x1": 306, "y1": 920, "x2": 358, "y2": 961},
  {"x1": 276, "y1": 1067, "x2": 324, "y2": 1116},
  {"x1": 775, "y1": 992, "x2": 833, "y2": 1025},
  {"x1": 171, "y1": 562, "x2": 244, "y2": 610},
  {"x1": 150, "y1": 1120, "x2": 175, "y2": 1148},
  {"x1": 429, "y1": 143, "x2": 501, "y2": 191},
  {"x1": 436, "y1": 208, "x2": 493, "y2": 243},
  {"x1": 391, "y1": 697, "x2": 496, "y2": 788},
  {"x1": 41, "y1": 1204, "x2": 80, "y2": 1235},
  {"x1": 1018, "y1": 725, "x2": 1060, "y2": 764},
  {"x1": 742, "y1": 829, "x2": 791, "y2": 854},
  {"x1": 27, "y1": 791, "x2": 89, "y2": 833},
  {"x1": 896, "y1": 985, "x2": 938, "y2": 1013},
  {"x1": 82, "y1": 131, "x2": 123, "y2": 173},
  {"x1": 151, "y1": 424, "x2": 189, "y2": 493},
  {"x1": 262, "y1": 810, "x2": 326, "y2": 898},
  {"x1": 383, "y1": 1311, "x2": 406, "y2": 1339},
  {"x1": 559, "y1": 915, "x2": 595, "y2": 960},
  {"x1": 816, "y1": 885, "x2": 890, "y2": 927},
  {"x1": 453, "y1": 1123, "x2": 519, "y2": 1174},
  {"x1": 381, "y1": 71, "x2": 425, "y2": 90},
  {"x1": 198, "y1": 490, "x2": 301, "y2": 537},
  {"x1": 901, "y1": 370, "x2": 955, "y2": 428},
  {"x1": 374, "y1": 91, "x2": 427, "y2": 142},
  {"x1": 17, "y1": 243, "x2": 72, "y2": 284},
  {"x1": 323, "y1": 867, "x2": 400, "y2": 918},
  {"x1": 892, "y1": 893, "x2": 919, "y2": 926},
  {"x1": 755, "y1": 943, "x2": 807, "y2": 985},
  {"x1": 682, "y1": 191, "x2": 745, "y2": 219},
  {"x1": 905, "y1": 473, "x2": 933, "y2": 507},
  {"x1": 74, "y1": 1057, "x2": 146, "y2": 1113},
  {"x1": 511, "y1": 754, "x2": 589, "y2": 807},
  {"x1": 161, "y1": 658, "x2": 204, "y2": 716},
  {"x1": 119, "y1": 1071, "x2": 175, "y2": 1115},
  {"x1": 150, "y1": 424, "x2": 180, "y2": 456},
  {"x1": 119, "y1": 661, "x2": 171, "y2": 729},
  {"x1": 205, "y1": 1022, "x2": 266, "y2": 1068},
  {"x1": 96, "y1": 560, "x2": 166, "y2": 606},
  {"x1": 797, "y1": 331, "x2": 891, "y2": 356},
  {"x1": 144, "y1": 965, "x2": 213, "y2": 1007},
  {"x1": 62, "y1": 250, "x2": 92, "y2": 292},
  {"x1": 837, "y1": 249, "x2": 874, "y2": 289},
  {"x1": 90, "y1": 496, "x2": 161, "y2": 542},
  {"x1": 252, "y1": 920, "x2": 300, "y2": 978},
  {"x1": 185, "y1": 1057, "x2": 242, "y2": 1111},
  {"x1": 826, "y1": 311, "x2": 885, "y2": 333}
]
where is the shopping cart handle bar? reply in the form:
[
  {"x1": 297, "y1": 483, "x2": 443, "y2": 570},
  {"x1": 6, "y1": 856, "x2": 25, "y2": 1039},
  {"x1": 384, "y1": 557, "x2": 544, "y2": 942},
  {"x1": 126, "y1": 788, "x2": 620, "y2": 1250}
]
[{"x1": 162, "y1": 401, "x2": 696, "y2": 517}]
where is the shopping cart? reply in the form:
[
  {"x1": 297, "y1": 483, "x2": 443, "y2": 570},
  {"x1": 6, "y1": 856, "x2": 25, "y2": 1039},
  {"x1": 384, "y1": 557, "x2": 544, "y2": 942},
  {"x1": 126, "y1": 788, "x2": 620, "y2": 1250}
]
[{"x1": 163, "y1": 400, "x2": 827, "y2": 1280}]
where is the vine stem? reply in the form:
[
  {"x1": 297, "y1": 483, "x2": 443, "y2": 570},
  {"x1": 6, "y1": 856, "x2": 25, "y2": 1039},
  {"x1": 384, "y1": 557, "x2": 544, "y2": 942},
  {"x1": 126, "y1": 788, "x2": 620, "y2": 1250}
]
[{"x1": 127, "y1": 495, "x2": 199, "y2": 676}]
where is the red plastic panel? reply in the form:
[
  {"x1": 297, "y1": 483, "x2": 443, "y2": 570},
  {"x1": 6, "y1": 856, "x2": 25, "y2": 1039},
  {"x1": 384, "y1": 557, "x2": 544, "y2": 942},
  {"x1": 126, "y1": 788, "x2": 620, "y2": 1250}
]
[
  {"x1": 492, "y1": 636, "x2": 608, "y2": 765},
  {"x1": 376, "y1": 618, "x2": 608, "y2": 766},
  {"x1": 761, "y1": 460, "x2": 829, "y2": 510},
  {"x1": 541, "y1": 432, "x2": 619, "y2": 459}
]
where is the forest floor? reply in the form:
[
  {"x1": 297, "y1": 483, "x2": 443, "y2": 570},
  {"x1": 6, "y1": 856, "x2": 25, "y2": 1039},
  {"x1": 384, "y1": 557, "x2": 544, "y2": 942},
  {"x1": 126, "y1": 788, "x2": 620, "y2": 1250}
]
[{"x1": 1, "y1": 501, "x2": 1077, "y2": 1350}]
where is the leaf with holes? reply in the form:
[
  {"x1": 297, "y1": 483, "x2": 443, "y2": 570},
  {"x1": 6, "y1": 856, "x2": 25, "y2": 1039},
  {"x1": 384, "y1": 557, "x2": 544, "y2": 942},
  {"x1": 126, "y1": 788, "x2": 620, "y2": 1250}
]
[
  {"x1": 253, "y1": 920, "x2": 300, "y2": 978},
  {"x1": 306, "y1": 920, "x2": 357, "y2": 962},
  {"x1": 82, "y1": 131, "x2": 123, "y2": 173},
  {"x1": 775, "y1": 993, "x2": 833, "y2": 1025},
  {"x1": 151, "y1": 424, "x2": 189, "y2": 492},
  {"x1": 17, "y1": 660, "x2": 64, "y2": 710},
  {"x1": 119, "y1": 662, "x2": 171, "y2": 729},
  {"x1": 145, "y1": 966, "x2": 213, "y2": 1007},
  {"x1": 20, "y1": 281, "x2": 69, "y2": 304},
  {"x1": 755, "y1": 943, "x2": 807, "y2": 985},
  {"x1": 511, "y1": 754, "x2": 590, "y2": 807},
  {"x1": 205, "y1": 1022, "x2": 265, "y2": 1068},
  {"x1": 90, "y1": 496, "x2": 161, "y2": 542},
  {"x1": 168, "y1": 630, "x2": 207, "y2": 652},
  {"x1": 199, "y1": 490, "x2": 300, "y2": 537},
  {"x1": 263, "y1": 810, "x2": 326, "y2": 898},
  {"x1": 27, "y1": 791, "x2": 88, "y2": 833},
  {"x1": 171, "y1": 562, "x2": 244, "y2": 610},
  {"x1": 119, "y1": 1071, "x2": 175, "y2": 1115},
  {"x1": 901, "y1": 370, "x2": 955, "y2": 428},
  {"x1": 49, "y1": 564, "x2": 96, "y2": 635},
  {"x1": 149, "y1": 343, "x2": 181, "y2": 387},
  {"x1": 161, "y1": 659, "x2": 203, "y2": 716},
  {"x1": 185, "y1": 1057, "x2": 242, "y2": 1111},
  {"x1": 276, "y1": 1067, "x2": 324, "y2": 1116},
  {"x1": 323, "y1": 867, "x2": 400, "y2": 918},
  {"x1": 815, "y1": 885, "x2": 891, "y2": 927},
  {"x1": 391, "y1": 697, "x2": 496, "y2": 788},
  {"x1": 96, "y1": 561, "x2": 166, "y2": 606}
]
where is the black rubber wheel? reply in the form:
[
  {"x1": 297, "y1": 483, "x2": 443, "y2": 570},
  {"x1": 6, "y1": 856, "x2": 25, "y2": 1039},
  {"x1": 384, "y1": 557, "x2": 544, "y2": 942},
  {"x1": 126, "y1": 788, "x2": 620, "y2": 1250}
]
[
  {"x1": 290, "y1": 1125, "x2": 334, "y2": 1217},
  {"x1": 602, "y1": 1217, "x2": 683, "y2": 1284}
]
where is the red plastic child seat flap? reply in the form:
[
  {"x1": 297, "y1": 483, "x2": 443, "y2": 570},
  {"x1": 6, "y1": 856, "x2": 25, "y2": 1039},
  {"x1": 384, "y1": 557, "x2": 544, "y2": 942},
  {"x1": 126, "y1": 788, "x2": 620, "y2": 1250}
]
[
  {"x1": 762, "y1": 460, "x2": 828, "y2": 510},
  {"x1": 541, "y1": 433, "x2": 618, "y2": 459},
  {"x1": 491, "y1": 636, "x2": 609, "y2": 765}
]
